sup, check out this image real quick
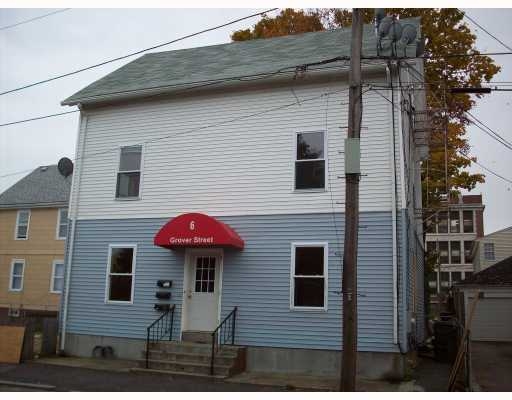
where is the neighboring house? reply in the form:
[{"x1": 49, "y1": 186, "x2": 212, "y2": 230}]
[
  {"x1": 455, "y1": 255, "x2": 512, "y2": 342},
  {"x1": 472, "y1": 226, "x2": 512, "y2": 272},
  {"x1": 0, "y1": 165, "x2": 71, "y2": 319},
  {"x1": 59, "y1": 20, "x2": 428, "y2": 379},
  {"x1": 425, "y1": 194, "x2": 484, "y2": 299}
]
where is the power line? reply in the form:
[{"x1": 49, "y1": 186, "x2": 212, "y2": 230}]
[
  {"x1": 0, "y1": 86, "x2": 350, "y2": 180},
  {"x1": 457, "y1": 150, "x2": 512, "y2": 185},
  {"x1": 0, "y1": 8, "x2": 278, "y2": 97},
  {"x1": 463, "y1": 11, "x2": 512, "y2": 52},
  {"x1": 0, "y1": 110, "x2": 79, "y2": 128},
  {"x1": 0, "y1": 8, "x2": 70, "y2": 31},
  {"x1": 465, "y1": 110, "x2": 512, "y2": 150}
]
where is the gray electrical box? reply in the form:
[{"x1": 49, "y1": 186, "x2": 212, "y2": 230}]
[{"x1": 344, "y1": 138, "x2": 361, "y2": 174}]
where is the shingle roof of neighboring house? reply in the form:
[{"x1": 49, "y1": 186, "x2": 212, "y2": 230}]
[
  {"x1": 0, "y1": 165, "x2": 72, "y2": 209},
  {"x1": 62, "y1": 18, "x2": 421, "y2": 106},
  {"x1": 457, "y1": 255, "x2": 512, "y2": 287}
]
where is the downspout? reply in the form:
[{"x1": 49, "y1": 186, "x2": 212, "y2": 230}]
[
  {"x1": 60, "y1": 111, "x2": 87, "y2": 351},
  {"x1": 386, "y1": 64, "x2": 399, "y2": 346}
]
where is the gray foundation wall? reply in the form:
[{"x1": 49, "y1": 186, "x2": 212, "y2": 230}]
[{"x1": 65, "y1": 333, "x2": 405, "y2": 380}]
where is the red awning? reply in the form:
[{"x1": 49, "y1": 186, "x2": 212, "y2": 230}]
[{"x1": 154, "y1": 213, "x2": 244, "y2": 250}]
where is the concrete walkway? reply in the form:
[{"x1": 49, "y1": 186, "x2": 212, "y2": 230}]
[{"x1": 472, "y1": 342, "x2": 512, "y2": 391}]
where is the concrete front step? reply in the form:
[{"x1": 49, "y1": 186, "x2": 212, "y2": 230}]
[
  {"x1": 149, "y1": 340, "x2": 239, "y2": 356},
  {"x1": 146, "y1": 349, "x2": 235, "y2": 366},
  {"x1": 138, "y1": 358, "x2": 231, "y2": 377}
]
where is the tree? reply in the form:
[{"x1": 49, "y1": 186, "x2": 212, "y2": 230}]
[{"x1": 232, "y1": 9, "x2": 500, "y2": 206}]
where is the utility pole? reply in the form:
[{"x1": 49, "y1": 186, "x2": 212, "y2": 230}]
[{"x1": 340, "y1": 8, "x2": 363, "y2": 392}]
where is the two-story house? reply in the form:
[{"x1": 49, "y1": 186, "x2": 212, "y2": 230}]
[
  {"x1": 425, "y1": 194, "x2": 484, "y2": 300},
  {"x1": 0, "y1": 165, "x2": 71, "y2": 320},
  {"x1": 59, "y1": 20, "x2": 428, "y2": 379},
  {"x1": 472, "y1": 226, "x2": 512, "y2": 272}
]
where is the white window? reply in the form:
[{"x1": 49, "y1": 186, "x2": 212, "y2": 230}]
[
  {"x1": 290, "y1": 242, "x2": 328, "y2": 310},
  {"x1": 116, "y1": 145, "x2": 142, "y2": 199},
  {"x1": 105, "y1": 245, "x2": 136, "y2": 303},
  {"x1": 56, "y1": 208, "x2": 68, "y2": 240},
  {"x1": 51, "y1": 260, "x2": 65, "y2": 293},
  {"x1": 295, "y1": 132, "x2": 326, "y2": 190},
  {"x1": 9, "y1": 259, "x2": 25, "y2": 291},
  {"x1": 484, "y1": 243, "x2": 495, "y2": 261},
  {"x1": 15, "y1": 210, "x2": 30, "y2": 240}
]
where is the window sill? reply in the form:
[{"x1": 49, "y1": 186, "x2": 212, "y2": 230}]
[
  {"x1": 293, "y1": 189, "x2": 327, "y2": 194},
  {"x1": 50, "y1": 290, "x2": 62, "y2": 294},
  {"x1": 290, "y1": 306, "x2": 328, "y2": 312},
  {"x1": 114, "y1": 196, "x2": 140, "y2": 201},
  {"x1": 105, "y1": 300, "x2": 133, "y2": 305},
  {"x1": 14, "y1": 238, "x2": 28, "y2": 241},
  {"x1": 9, "y1": 288, "x2": 23, "y2": 292}
]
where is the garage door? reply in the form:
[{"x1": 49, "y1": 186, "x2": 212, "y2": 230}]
[{"x1": 471, "y1": 297, "x2": 512, "y2": 342}]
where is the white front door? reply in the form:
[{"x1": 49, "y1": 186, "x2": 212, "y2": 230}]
[{"x1": 183, "y1": 250, "x2": 222, "y2": 332}]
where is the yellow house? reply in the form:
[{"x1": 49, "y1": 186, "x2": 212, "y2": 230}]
[{"x1": 0, "y1": 165, "x2": 71, "y2": 319}]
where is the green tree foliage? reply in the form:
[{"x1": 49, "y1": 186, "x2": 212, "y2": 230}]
[{"x1": 232, "y1": 9, "x2": 500, "y2": 206}]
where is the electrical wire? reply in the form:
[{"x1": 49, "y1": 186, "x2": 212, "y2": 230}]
[
  {"x1": 0, "y1": 8, "x2": 70, "y2": 31},
  {"x1": 0, "y1": 110, "x2": 79, "y2": 128},
  {"x1": 0, "y1": 86, "x2": 352, "y2": 180},
  {"x1": 462, "y1": 11, "x2": 512, "y2": 52},
  {"x1": 0, "y1": 8, "x2": 278, "y2": 97}
]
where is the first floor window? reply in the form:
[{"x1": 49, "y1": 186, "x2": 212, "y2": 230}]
[
  {"x1": 51, "y1": 261, "x2": 65, "y2": 293},
  {"x1": 107, "y1": 245, "x2": 136, "y2": 302},
  {"x1": 484, "y1": 242, "x2": 495, "y2": 261},
  {"x1": 295, "y1": 132, "x2": 325, "y2": 190},
  {"x1": 15, "y1": 210, "x2": 30, "y2": 239},
  {"x1": 291, "y1": 243, "x2": 327, "y2": 309},
  {"x1": 438, "y1": 241, "x2": 449, "y2": 264},
  {"x1": 10, "y1": 259, "x2": 25, "y2": 291}
]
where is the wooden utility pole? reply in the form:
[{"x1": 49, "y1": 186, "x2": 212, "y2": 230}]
[{"x1": 340, "y1": 8, "x2": 363, "y2": 392}]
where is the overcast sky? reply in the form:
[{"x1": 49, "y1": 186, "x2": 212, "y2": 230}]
[{"x1": 0, "y1": 8, "x2": 511, "y2": 234}]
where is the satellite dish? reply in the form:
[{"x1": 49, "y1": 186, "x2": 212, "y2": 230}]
[
  {"x1": 399, "y1": 24, "x2": 418, "y2": 45},
  {"x1": 388, "y1": 21, "x2": 403, "y2": 42},
  {"x1": 57, "y1": 157, "x2": 74, "y2": 177},
  {"x1": 378, "y1": 16, "x2": 393, "y2": 37}
]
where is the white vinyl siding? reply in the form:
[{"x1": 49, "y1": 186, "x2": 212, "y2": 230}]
[
  {"x1": 69, "y1": 80, "x2": 401, "y2": 220},
  {"x1": 15, "y1": 210, "x2": 30, "y2": 240},
  {"x1": 9, "y1": 259, "x2": 25, "y2": 291}
]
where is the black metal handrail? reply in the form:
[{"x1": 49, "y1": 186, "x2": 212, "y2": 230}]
[
  {"x1": 145, "y1": 304, "x2": 176, "y2": 368},
  {"x1": 210, "y1": 306, "x2": 237, "y2": 375}
]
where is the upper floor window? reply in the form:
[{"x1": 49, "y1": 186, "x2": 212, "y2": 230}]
[
  {"x1": 295, "y1": 132, "x2": 325, "y2": 190},
  {"x1": 9, "y1": 259, "x2": 25, "y2": 291},
  {"x1": 56, "y1": 208, "x2": 68, "y2": 240},
  {"x1": 15, "y1": 210, "x2": 30, "y2": 240},
  {"x1": 291, "y1": 243, "x2": 327, "y2": 310},
  {"x1": 116, "y1": 145, "x2": 142, "y2": 199},
  {"x1": 450, "y1": 211, "x2": 460, "y2": 233},
  {"x1": 484, "y1": 242, "x2": 495, "y2": 261},
  {"x1": 106, "y1": 245, "x2": 136, "y2": 303},
  {"x1": 437, "y1": 211, "x2": 448, "y2": 234},
  {"x1": 450, "y1": 241, "x2": 461, "y2": 264},
  {"x1": 438, "y1": 241, "x2": 449, "y2": 264},
  {"x1": 51, "y1": 260, "x2": 65, "y2": 293},
  {"x1": 463, "y1": 210, "x2": 474, "y2": 233},
  {"x1": 464, "y1": 241, "x2": 474, "y2": 263}
]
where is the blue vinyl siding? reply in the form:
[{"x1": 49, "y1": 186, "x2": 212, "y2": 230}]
[{"x1": 65, "y1": 212, "x2": 400, "y2": 352}]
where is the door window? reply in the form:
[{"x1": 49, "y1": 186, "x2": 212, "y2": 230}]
[{"x1": 194, "y1": 256, "x2": 216, "y2": 293}]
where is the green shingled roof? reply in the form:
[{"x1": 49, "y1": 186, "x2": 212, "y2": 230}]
[
  {"x1": 0, "y1": 165, "x2": 71, "y2": 209},
  {"x1": 62, "y1": 18, "x2": 420, "y2": 106}
]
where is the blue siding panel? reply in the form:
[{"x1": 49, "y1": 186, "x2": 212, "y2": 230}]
[{"x1": 66, "y1": 212, "x2": 400, "y2": 352}]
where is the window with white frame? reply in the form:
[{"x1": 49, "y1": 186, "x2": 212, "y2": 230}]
[
  {"x1": 56, "y1": 208, "x2": 68, "y2": 240},
  {"x1": 484, "y1": 243, "x2": 495, "y2": 261},
  {"x1": 295, "y1": 132, "x2": 325, "y2": 190},
  {"x1": 10, "y1": 259, "x2": 25, "y2": 291},
  {"x1": 15, "y1": 210, "x2": 30, "y2": 240},
  {"x1": 106, "y1": 245, "x2": 136, "y2": 302},
  {"x1": 116, "y1": 145, "x2": 142, "y2": 199},
  {"x1": 51, "y1": 260, "x2": 65, "y2": 293},
  {"x1": 291, "y1": 243, "x2": 327, "y2": 309}
]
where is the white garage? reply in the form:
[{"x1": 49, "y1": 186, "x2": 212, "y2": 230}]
[{"x1": 457, "y1": 256, "x2": 512, "y2": 342}]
